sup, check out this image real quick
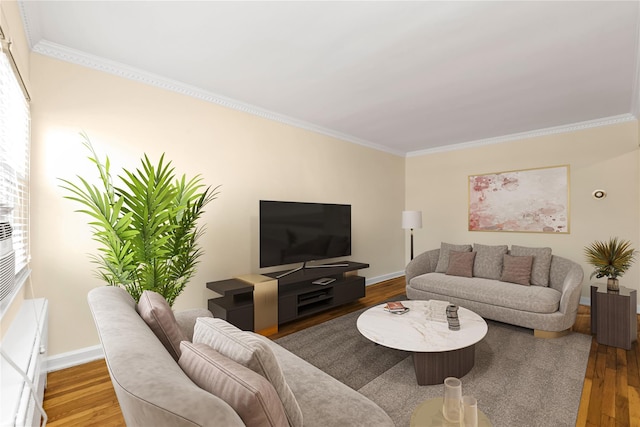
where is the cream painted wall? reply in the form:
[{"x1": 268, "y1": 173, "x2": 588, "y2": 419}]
[
  {"x1": 0, "y1": 0, "x2": 30, "y2": 84},
  {"x1": 29, "y1": 54, "x2": 406, "y2": 356},
  {"x1": 406, "y1": 121, "x2": 640, "y2": 302},
  {"x1": 10, "y1": 0, "x2": 640, "y2": 359}
]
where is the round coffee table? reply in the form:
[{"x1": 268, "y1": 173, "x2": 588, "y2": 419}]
[{"x1": 356, "y1": 300, "x2": 488, "y2": 385}]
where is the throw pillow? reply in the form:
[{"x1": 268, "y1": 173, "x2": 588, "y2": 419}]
[
  {"x1": 510, "y1": 245, "x2": 552, "y2": 286},
  {"x1": 501, "y1": 254, "x2": 534, "y2": 286},
  {"x1": 446, "y1": 251, "x2": 477, "y2": 278},
  {"x1": 179, "y1": 342, "x2": 288, "y2": 427},
  {"x1": 435, "y1": 242, "x2": 473, "y2": 273},
  {"x1": 472, "y1": 243, "x2": 508, "y2": 280},
  {"x1": 136, "y1": 290, "x2": 187, "y2": 361},
  {"x1": 193, "y1": 318, "x2": 303, "y2": 427}
]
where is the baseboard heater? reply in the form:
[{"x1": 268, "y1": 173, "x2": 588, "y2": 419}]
[{"x1": 0, "y1": 299, "x2": 49, "y2": 427}]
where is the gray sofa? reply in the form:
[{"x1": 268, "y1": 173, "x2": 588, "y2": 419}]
[
  {"x1": 88, "y1": 286, "x2": 393, "y2": 427},
  {"x1": 405, "y1": 248, "x2": 584, "y2": 336}
]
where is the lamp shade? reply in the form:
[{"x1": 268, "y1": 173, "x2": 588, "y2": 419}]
[{"x1": 402, "y1": 210, "x2": 422, "y2": 229}]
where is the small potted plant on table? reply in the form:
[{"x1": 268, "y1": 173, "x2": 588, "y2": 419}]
[{"x1": 584, "y1": 237, "x2": 637, "y2": 291}]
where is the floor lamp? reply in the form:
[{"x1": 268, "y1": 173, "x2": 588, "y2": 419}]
[{"x1": 402, "y1": 210, "x2": 422, "y2": 260}]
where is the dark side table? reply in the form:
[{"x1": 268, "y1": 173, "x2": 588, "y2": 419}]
[{"x1": 590, "y1": 284, "x2": 637, "y2": 350}]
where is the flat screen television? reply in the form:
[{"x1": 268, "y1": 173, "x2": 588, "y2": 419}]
[{"x1": 259, "y1": 200, "x2": 351, "y2": 269}]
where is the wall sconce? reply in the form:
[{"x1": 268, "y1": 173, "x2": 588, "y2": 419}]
[{"x1": 592, "y1": 189, "x2": 607, "y2": 200}]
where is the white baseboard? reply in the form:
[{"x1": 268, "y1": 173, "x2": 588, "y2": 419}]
[
  {"x1": 46, "y1": 272, "x2": 407, "y2": 372},
  {"x1": 46, "y1": 344, "x2": 103, "y2": 372},
  {"x1": 366, "y1": 271, "x2": 404, "y2": 286},
  {"x1": 45, "y1": 287, "x2": 635, "y2": 373}
]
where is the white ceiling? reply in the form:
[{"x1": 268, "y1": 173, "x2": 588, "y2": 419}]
[{"x1": 19, "y1": 1, "x2": 640, "y2": 156}]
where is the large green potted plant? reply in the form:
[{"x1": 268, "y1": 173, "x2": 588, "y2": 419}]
[
  {"x1": 584, "y1": 237, "x2": 637, "y2": 291},
  {"x1": 60, "y1": 133, "x2": 218, "y2": 305}
]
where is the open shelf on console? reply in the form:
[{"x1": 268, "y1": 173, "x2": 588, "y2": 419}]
[{"x1": 275, "y1": 271, "x2": 366, "y2": 324}]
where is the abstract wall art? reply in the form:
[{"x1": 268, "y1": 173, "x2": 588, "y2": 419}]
[{"x1": 468, "y1": 165, "x2": 569, "y2": 233}]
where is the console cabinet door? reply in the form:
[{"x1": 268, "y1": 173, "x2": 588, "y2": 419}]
[
  {"x1": 278, "y1": 294, "x2": 297, "y2": 324},
  {"x1": 332, "y1": 276, "x2": 365, "y2": 305}
]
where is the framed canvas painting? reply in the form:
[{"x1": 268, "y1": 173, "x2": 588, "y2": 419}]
[{"x1": 468, "y1": 165, "x2": 569, "y2": 233}]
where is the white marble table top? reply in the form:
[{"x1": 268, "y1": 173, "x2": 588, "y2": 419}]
[{"x1": 356, "y1": 300, "x2": 488, "y2": 353}]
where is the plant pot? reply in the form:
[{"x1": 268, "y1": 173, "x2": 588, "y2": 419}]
[{"x1": 607, "y1": 278, "x2": 619, "y2": 291}]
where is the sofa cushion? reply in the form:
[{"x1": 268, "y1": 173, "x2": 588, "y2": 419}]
[
  {"x1": 193, "y1": 318, "x2": 303, "y2": 427},
  {"x1": 473, "y1": 243, "x2": 508, "y2": 280},
  {"x1": 501, "y1": 254, "x2": 534, "y2": 286},
  {"x1": 136, "y1": 290, "x2": 187, "y2": 361},
  {"x1": 179, "y1": 342, "x2": 288, "y2": 427},
  {"x1": 435, "y1": 242, "x2": 473, "y2": 273},
  {"x1": 446, "y1": 251, "x2": 476, "y2": 278},
  {"x1": 510, "y1": 245, "x2": 552, "y2": 287},
  {"x1": 409, "y1": 273, "x2": 561, "y2": 314},
  {"x1": 255, "y1": 334, "x2": 396, "y2": 427}
]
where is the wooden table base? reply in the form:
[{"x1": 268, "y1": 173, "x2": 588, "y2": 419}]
[{"x1": 413, "y1": 345, "x2": 476, "y2": 385}]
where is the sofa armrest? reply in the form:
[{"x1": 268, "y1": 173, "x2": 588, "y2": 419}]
[
  {"x1": 175, "y1": 308, "x2": 213, "y2": 341},
  {"x1": 558, "y1": 264, "x2": 584, "y2": 315},
  {"x1": 405, "y1": 249, "x2": 439, "y2": 286}
]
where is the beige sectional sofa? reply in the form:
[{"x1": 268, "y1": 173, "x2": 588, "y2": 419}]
[
  {"x1": 405, "y1": 243, "x2": 584, "y2": 337},
  {"x1": 88, "y1": 286, "x2": 393, "y2": 427}
]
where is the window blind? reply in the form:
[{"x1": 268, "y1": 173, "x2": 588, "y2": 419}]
[{"x1": 0, "y1": 44, "x2": 30, "y2": 288}]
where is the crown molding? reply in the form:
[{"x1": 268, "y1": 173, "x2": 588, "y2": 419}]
[
  {"x1": 26, "y1": 37, "x2": 640, "y2": 158},
  {"x1": 31, "y1": 40, "x2": 405, "y2": 157},
  {"x1": 406, "y1": 114, "x2": 637, "y2": 158},
  {"x1": 17, "y1": 1, "x2": 39, "y2": 50}
]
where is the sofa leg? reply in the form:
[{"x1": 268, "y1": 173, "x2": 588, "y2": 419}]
[{"x1": 534, "y1": 329, "x2": 569, "y2": 339}]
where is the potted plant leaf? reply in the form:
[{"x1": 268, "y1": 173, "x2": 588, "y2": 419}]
[
  {"x1": 584, "y1": 237, "x2": 637, "y2": 291},
  {"x1": 59, "y1": 132, "x2": 219, "y2": 306}
]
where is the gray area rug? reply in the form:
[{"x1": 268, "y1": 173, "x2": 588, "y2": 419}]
[{"x1": 275, "y1": 307, "x2": 592, "y2": 427}]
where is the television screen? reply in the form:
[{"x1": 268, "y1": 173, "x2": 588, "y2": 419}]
[{"x1": 259, "y1": 200, "x2": 351, "y2": 268}]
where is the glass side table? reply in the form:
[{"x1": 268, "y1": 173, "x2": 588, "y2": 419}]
[{"x1": 410, "y1": 397, "x2": 492, "y2": 427}]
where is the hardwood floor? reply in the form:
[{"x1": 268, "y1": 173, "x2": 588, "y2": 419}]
[
  {"x1": 43, "y1": 358, "x2": 124, "y2": 426},
  {"x1": 43, "y1": 277, "x2": 640, "y2": 426},
  {"x1": 573, "y1": 305, "x2": 640, "y2": 427}
]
